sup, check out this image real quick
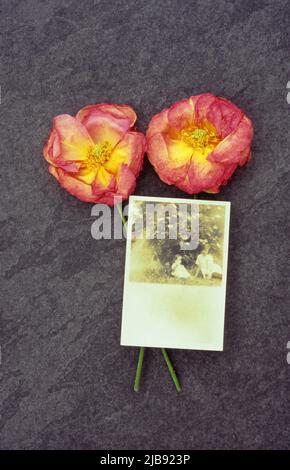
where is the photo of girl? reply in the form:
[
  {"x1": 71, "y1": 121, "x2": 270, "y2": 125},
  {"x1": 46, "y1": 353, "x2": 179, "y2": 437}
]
[
  {"x1": 195, "y1": 246, "x2": 222, "y2": 281},
  {"x1": 129, "y1": 199, "x2": 226, "y2": 287},
  {"x1": 171, "y1": 255, "x2": 192, "y2": 281}
]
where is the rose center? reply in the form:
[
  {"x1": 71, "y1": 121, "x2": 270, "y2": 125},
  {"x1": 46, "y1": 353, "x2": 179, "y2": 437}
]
[
  {"x1": 87, "y1": 141, "x2": 112, "y2": 168},
  {"x1": 180, "y1": 127, "x2": 220, "y2": 151}
]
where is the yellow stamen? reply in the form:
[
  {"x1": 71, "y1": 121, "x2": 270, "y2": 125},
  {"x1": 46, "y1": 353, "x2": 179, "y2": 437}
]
[
  {"x1": 86, "y1": 141, "x2": 112, "y2": 169},
  {"x1": 180, "y1": 127, "x2": 220, "y2": 153}
]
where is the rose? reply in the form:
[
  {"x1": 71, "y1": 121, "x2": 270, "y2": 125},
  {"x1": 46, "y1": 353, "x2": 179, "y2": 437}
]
[
  {"x1": 44, "y1": 103, "x2": 146, "y2": 204},
  {"x1": 146, "y1": 93, "x2": 253, "y2": 194}
]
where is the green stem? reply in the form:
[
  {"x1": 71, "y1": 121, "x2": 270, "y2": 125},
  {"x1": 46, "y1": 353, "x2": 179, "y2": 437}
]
[
  {"x1": 161, "y1": 348, "x2": 181, "y2": 392},
  {"x1": 134, "y1": 347, "x2": 145, "y2": 392},
  {"x1": 116, "y1": 202, "x2": 127, "y2": 226},
  {"x1": 117, "y1": 203, "x2": 145, "y2": 392}
]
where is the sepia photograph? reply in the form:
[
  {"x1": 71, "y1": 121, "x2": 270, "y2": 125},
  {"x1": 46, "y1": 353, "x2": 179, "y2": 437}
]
[
  {"x1": 129, "y1": 200, "x2": 226, "y2": 286},
  {"x1": 121, "y1": 196, "x2": 231, "y2": 351}
]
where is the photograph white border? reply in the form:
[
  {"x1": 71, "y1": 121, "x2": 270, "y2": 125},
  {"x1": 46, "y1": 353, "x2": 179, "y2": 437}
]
[{"x1": 121, "y1": 196, "x2": 231, "y2": 351}]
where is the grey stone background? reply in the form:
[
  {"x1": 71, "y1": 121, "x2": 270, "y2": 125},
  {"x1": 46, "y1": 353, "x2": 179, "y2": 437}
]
[{"x1": 1, "y1": 0, "x2": 290, "y2": 450}]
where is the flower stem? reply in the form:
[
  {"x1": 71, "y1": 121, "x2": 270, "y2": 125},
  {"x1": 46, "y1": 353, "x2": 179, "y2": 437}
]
[
  {"x1": 134, "y1": 347, "x2": 145, "y2": 392},
  {"x1": 116, "y1": 202, "x2": 127, "y2": 226},
  {"x1": 117, "y1": 203, "x2": 146, "y2": 392},
  {"x1": 118, "y1": 202, "x2": 181, "y2": 392},
  {"x1": 161, "y1": 348, "x2": 181, "y2": 392}
]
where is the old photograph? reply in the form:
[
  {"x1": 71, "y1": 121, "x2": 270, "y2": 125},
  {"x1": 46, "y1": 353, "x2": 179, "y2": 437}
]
[
  {"x1": 121, "y1": 196, "x2": 231, "y2": 351},
  {"x1": 129, "y1": 199, "x2": 226, "y2": 286}
]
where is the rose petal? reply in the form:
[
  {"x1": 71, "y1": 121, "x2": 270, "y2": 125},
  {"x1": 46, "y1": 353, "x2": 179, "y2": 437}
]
[
  {"x1": 91, "y1": 166, "x2": 119, "y2": 205},
  {"x1": 76, "y1": 103, "x2": 136, "y2": 147},
  {"x1": 44, "y1": 129, "x2": 84, "y2": 172},
  {"x1": 147, "y1": 133, "x2": 192, "y2": 185},
  {"x1": 116, "y1": 164, "x2": 136, "y2": 199},
  {"x1": 146, "y1": 108, "x2": 169, "y2": 139},
  {"x1": 205, "y1": 187, "x2": 220, "y2": 194},
  {"x1": 106, "y1": 131, "x2": 145, "y2": 176},
  {"x1": 94, "y1": 166, "x2": 116, "y2": 191},
  {"x1": 76, "y1": 103, "x2": 136, "y2": 128},
  {"x1": 48, "y1": 165, "x2": 97, "y2": 203},
  {"x1": 206, "y1": 97, "x2": 243, "y2": 138},
  {"x1": 44, "y1": 129, "x2": 59, "y2": 163},
  {"x1": 52, "y1": 114, "x2": 93, "y2": 163},
  {"x1": 168, "y1": 98, "x2": 195, "y2": 131},
  {"x1": 219, "y1": 162, "x2": 238, "y2": 184},
  {"x1": 187, "y1": 158, "x2": 225, "y2": 194},
  {"x1": 208, "y1": 115, "x2": 253, "y2": 165},
  {"x1": 238, "y1": 148, "x2": 251, "y2": 166},
  {"x1": 73, "y1": 166, "x2": 99, "y2": 184},
  {"x1": 193, "y1": 93, "x2": 217, "y2": 125}
]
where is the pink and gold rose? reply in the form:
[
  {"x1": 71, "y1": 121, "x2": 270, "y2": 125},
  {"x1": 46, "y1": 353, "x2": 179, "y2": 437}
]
[
  {"x1": 146, "y1": 93, "x2": 253, "y2": 194},
  {"x1": 44, "y1": 103, "x2": 146, "y2": 204}
]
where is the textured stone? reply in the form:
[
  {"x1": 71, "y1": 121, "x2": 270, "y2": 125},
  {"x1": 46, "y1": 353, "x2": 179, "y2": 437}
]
[{"x1": 0, "y1": 0, "x2": 290, "y2": 450}]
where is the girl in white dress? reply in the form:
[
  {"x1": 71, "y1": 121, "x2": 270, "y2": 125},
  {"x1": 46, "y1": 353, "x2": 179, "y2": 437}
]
[
  {"x1": 195, "y1": 247, "x2": 222, "y2": 280},
  {"x1": 171, "y1": 255, "x2": 192, "y2": 280}
]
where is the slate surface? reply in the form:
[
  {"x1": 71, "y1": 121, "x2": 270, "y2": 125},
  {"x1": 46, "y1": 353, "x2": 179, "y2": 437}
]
[{"x1": 1, "y1": 0, "x2": 290, "y2": 450}]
